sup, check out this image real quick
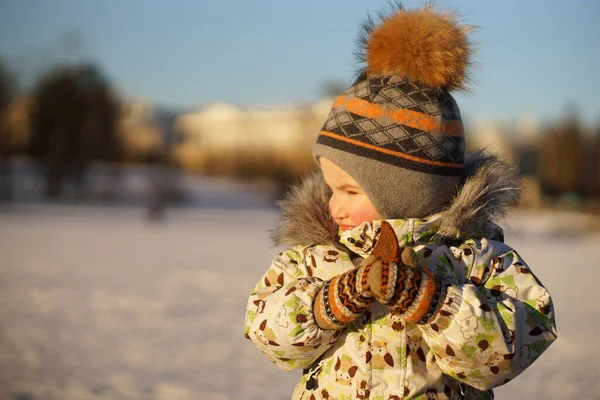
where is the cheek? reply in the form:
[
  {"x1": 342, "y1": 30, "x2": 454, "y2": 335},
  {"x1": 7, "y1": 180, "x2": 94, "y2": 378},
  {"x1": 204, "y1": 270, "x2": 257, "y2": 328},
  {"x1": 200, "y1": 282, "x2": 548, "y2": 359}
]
[{"x1": 348, "y1": 199, "x2": 380, "y2": 224}]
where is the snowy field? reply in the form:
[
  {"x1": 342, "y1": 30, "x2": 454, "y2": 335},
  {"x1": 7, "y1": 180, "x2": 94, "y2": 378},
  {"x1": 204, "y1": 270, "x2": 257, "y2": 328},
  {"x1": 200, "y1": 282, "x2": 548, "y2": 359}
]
[{"x1": 0, "y1": 203, "x2": 598, "y2": 400}]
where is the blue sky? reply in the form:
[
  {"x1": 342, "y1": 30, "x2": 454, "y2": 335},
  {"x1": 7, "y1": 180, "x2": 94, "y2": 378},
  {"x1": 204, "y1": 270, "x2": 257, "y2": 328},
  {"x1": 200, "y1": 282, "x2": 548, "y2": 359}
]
[{"x1": 1, "y1": 0, "x2": 599, "y2": 124}]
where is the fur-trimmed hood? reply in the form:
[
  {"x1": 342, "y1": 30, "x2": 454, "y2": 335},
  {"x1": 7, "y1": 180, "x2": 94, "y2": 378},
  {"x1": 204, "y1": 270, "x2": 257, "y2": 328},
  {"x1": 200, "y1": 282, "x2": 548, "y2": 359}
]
[{"x1": 272, "y1": 150, "x2": 521, "y2": 247}]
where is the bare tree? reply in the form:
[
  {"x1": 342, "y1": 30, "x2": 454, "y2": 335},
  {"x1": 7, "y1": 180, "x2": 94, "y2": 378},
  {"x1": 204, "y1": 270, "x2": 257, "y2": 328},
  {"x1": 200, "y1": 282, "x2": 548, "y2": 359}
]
[
  {"x1": 28, "y1": 64, "x2": 121, "y2": 198},
  {"x1": 538, "y1": 109, "x2": 584, "y2": 197}
]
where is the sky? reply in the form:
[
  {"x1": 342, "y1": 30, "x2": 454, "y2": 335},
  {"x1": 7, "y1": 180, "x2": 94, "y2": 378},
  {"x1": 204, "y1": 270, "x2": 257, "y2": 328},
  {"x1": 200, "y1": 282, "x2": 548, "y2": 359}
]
[{"x1": 1, "y1": 0, "x2": 599, "y2": 125}]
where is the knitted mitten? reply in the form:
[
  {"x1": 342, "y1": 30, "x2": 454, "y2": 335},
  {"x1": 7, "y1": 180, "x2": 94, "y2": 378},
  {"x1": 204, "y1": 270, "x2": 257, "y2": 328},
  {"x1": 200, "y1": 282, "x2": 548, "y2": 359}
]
[
  {"x1": 313, "y1": 257, "x2": 377, "y2": 330},
  {"x1": 367, "y1": 247, "x2": 444, "y2": 324}
]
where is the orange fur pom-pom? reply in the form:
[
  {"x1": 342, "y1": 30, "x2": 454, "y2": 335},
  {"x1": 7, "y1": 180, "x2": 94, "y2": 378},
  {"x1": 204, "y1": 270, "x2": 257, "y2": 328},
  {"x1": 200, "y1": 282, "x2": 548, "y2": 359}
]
[{"x1": 364, "y1": 6, "x2": 472, "y2": 91}]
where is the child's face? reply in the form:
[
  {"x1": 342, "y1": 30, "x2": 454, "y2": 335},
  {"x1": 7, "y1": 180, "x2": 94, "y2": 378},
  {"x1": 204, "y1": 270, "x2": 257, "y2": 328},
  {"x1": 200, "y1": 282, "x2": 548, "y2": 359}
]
[{"x1": 320, "y1": 157, "x2": 380, "y2": 231}]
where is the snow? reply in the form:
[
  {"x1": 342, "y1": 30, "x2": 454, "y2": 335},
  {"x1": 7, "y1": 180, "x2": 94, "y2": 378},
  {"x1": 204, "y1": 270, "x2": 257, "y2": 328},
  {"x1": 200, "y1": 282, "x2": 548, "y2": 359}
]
[{"x1": 0, "y1": 203, "x2": 598, "y2": 399}]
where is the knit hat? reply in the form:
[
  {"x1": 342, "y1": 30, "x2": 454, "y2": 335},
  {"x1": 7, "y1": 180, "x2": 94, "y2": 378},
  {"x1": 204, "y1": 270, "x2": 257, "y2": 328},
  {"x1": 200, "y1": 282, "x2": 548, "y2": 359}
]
[{"x1": 313, "y1": 4, "x2": 473, "y2": 219}]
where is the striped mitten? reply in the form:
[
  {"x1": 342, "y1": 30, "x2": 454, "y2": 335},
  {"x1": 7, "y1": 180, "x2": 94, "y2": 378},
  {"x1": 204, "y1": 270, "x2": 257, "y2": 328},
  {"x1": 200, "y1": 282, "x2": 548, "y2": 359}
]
[
  {"x1": 367, "y1": 248, "x2": 444, "y2": 324},
  {"x1": 313, "y1": 256, "x2": 377, "y2": 330}
]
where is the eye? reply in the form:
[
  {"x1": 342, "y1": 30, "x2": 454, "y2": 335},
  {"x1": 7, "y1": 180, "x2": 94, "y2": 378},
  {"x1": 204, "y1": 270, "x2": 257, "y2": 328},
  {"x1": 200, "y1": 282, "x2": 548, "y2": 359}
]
[{"x1": 346, "y1": 190, "x2": 358, "y2": 195}]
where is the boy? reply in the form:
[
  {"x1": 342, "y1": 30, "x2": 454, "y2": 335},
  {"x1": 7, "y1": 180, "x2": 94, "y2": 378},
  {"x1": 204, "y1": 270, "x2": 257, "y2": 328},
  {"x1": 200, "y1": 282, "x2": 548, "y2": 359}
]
[{"x1": 244, "y1": 5, "x2": 556, "y2": 399}]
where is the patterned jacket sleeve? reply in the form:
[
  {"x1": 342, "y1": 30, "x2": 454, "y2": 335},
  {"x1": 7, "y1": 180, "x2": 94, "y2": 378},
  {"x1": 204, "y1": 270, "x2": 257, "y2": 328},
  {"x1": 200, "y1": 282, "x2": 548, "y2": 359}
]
[
  {"x1": 419, "y1": 238, "x2": 557, "y2": 391},
  {"x1": 244, "y1": 246, "x2": 341, "y2": 372}
]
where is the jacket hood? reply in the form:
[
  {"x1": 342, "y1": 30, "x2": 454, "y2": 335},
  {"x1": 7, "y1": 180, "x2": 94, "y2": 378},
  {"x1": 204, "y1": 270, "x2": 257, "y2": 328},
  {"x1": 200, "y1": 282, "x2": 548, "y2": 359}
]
[{"x1": 272, "y1": 150, "x2": 521, "y2": 247}]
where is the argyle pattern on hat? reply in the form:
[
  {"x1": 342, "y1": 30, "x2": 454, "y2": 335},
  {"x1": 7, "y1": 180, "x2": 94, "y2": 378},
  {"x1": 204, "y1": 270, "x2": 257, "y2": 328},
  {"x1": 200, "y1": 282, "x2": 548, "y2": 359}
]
[
  {"x1": 317, "y1": 75, "x2": 465, "y2": 176},
  {"x1": 348, "y1": 76, "x2": 461, "y2": 118}
]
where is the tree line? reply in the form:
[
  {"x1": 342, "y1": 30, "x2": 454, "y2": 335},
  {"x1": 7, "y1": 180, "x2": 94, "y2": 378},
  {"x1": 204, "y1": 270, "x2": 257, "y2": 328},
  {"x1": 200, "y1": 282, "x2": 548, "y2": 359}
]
[{"x1": 0, "y1": 59, "x2": 599, "y2": 205}]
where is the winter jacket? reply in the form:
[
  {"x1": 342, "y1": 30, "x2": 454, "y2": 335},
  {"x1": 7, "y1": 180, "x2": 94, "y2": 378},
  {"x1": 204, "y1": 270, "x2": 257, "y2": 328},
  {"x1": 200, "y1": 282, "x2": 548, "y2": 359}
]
[{"x1": 244, "y1": 152, "x2": 557, "y2": 399}]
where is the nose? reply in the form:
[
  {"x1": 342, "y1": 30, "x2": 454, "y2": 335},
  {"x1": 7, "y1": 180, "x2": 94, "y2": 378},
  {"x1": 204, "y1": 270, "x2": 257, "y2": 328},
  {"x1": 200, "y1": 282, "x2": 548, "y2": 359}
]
[{"x1": 329, "y1": 194, "x2": 347, "y2": 220}]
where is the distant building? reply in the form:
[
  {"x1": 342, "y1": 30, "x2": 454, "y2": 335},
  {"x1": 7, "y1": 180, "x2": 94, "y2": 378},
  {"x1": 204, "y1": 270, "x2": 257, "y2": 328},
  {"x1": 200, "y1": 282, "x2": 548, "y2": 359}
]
[
  {"x1": 116, "y1": 99, "x2": 164, "y2": 162},
  {"x1": 468, "y1": 118, "x2": 516, "y2": 162},
  {"x1": 173, "y1": 98, "x2": 333, "y2": 172}
]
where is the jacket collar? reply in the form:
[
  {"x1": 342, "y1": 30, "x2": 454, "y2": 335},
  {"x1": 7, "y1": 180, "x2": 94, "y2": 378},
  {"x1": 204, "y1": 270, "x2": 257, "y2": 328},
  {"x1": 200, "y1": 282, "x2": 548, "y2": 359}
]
[
  {"x1": 338, "y1": 216, "x2": 505, "y2": 257},
  {"x1": 338, "y1": 218, "x2": 436, "y2": 257},
  {"x1": 272, "y1": 150, "x2": 520, "y2": 248}
]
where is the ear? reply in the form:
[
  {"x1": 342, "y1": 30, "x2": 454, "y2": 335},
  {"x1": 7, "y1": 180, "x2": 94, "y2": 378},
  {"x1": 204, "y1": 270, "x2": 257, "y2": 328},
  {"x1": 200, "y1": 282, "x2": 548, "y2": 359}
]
[
  {"x1": 384, "y1": 353, "x2": 394, "y2": 367},
  {"x1": 335, "y1": 357, "x2": 341, "y2": 371},
  {"x1": 529, "y1": 327, "x2": 543, "y2": 336},
  {"x1": 349, "y1": 366, "x2": 359, "y2": 377},
  {"x1": 259, "y1": 320, "x2": 267, "y2": 330},
  {"x1": 504, "y1": 353, "x2": 515, "y2": 360},
  {"x1": 417, "y1": 348, "x2": 426, "y2": 363},
  {"x1": 285, "y1": 286, "x2": 296, "y2": 295},
  {"x1": 470, "y1": 276, "x2": 482, "y2": 285},
  {"x1": 306, "y1": 265, "x2": 314, "y2": 277}
]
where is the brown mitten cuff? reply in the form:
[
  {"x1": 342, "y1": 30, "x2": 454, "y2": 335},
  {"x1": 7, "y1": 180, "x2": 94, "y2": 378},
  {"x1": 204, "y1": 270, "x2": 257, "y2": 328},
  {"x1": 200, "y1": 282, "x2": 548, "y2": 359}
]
[{"x1": 313, "y1": 262, "x2": 374, "y2": 330}]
